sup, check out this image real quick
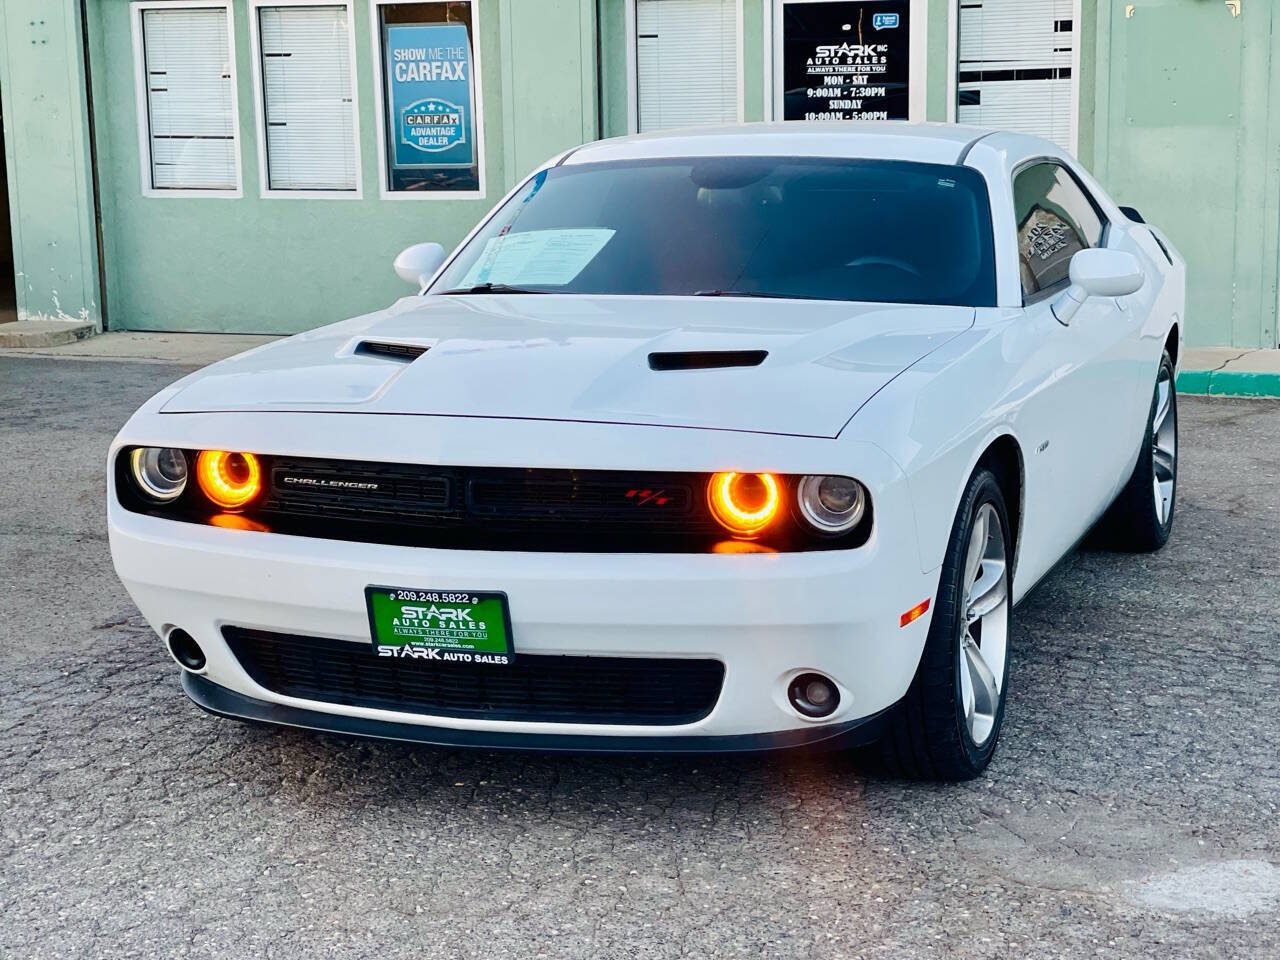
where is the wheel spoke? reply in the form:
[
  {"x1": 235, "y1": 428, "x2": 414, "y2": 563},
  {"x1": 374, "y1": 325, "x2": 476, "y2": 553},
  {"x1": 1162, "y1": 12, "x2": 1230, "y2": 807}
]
[
  {"x1": 963, "y1": 634, "x2": 1000, "y2": 716},
  {"x1": 1152, "y1": 445, "x2": 1175, "y2": 481},
  {"x1": 959, "y1": 638, "x2": 976, "y2": 723},
  {"x1": 964, "y1": 508, "x2": 988, "y2": 592},
  {"x1": 968, "y1": 559, "x2": 1008, "y2": 621},
  {"x1": 1153, "y1": 378, "x2": 1171, "y2": 433}
]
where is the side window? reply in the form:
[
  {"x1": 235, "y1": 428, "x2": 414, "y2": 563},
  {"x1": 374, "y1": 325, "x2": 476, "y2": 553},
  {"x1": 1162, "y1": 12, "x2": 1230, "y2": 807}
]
[{"x1": 1013, "y1": 162, "x2": 1106, "y2": 299}]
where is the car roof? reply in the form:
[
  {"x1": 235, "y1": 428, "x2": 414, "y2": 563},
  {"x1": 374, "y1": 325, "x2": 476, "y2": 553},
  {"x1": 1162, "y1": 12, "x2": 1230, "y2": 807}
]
[{"x1": 562, "y1": 121, "x2": 1007, "y2": 167}]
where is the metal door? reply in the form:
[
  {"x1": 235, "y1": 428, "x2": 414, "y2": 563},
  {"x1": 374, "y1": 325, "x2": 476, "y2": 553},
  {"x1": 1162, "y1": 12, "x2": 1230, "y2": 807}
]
[{"x1": 1098, "y1": 0, "x2": 1277, "y2": 347}]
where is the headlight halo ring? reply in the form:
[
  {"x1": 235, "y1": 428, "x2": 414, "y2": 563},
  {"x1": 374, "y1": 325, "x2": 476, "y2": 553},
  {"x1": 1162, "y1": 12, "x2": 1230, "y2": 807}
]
[
  {"x1": 707, "y1": 471, "x2": 781, "y2": 538},
  {"x1": 796, "y1": 474, "x2": 867, "y2": 534},
  {"x1": 195, "y1": 450, "x2": 263, "y2": 510},
  {"x1": 128, "y1": 447, "x2": 189, "y2": 503}
]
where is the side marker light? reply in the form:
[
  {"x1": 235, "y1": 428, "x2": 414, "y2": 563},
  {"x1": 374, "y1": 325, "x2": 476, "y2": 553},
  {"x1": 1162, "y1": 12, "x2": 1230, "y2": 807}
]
[{"x1": 900, "y1": 598, "x2": 931, "y2": 628}]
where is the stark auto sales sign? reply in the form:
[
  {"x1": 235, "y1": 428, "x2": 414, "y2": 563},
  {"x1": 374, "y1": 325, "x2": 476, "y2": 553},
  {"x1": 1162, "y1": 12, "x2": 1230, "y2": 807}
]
[{"x1": 781, "y1": 0, "x2": 911, "y2": 122}]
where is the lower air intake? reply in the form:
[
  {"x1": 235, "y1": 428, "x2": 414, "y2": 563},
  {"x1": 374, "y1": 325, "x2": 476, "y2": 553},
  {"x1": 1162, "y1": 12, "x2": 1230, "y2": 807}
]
[{"x1": 223, "y1": 627, "x2": 724, "y2": 726}]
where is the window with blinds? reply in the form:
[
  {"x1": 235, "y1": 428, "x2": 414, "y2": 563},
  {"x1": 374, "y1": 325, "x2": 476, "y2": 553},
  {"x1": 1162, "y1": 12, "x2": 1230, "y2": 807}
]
[
  {"x1": 956, "y1": 0, "x2": 1075, "y2": 150},
  {"x1": 257, "y1": 5, "x2": 358, "y2": 192},
  {"x1": 636, "y1": 0, "x2": 738, "y2": 133},
  {"x1": 139, "y1": 6, "x2": 240, "y2": 191}
]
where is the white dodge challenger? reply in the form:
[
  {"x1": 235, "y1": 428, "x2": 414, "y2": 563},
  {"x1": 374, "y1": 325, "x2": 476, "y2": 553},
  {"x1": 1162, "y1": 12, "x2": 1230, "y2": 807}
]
[{"x1": 108, "y1": 124, "x2": 1184, "y2": 779}]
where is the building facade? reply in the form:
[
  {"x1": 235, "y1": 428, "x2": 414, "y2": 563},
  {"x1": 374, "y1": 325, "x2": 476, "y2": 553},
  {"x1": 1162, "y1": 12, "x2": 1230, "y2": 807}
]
[{"x1": 1, "y1": 0, "x2": 1275, "y2": 347}]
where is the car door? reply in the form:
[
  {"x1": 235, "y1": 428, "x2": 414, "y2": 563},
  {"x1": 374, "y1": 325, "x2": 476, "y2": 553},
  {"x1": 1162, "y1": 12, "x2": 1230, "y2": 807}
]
[{"x1": 1010, "y1": 161, "x2": 1143, "y2": 561}]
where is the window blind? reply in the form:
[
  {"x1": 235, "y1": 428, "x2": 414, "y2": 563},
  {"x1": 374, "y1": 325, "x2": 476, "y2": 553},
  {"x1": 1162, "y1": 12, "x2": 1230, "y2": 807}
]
[
  {"x1": 956, "y1": 0, "x2": 1075, "y2": 150},
  {"x1": 141, "y1": 7, "x2": 239, "y2": 190},
  {"x1": 258, "y1": 5, "x2": 358, "y2": 191},
  {"x1": 636, "y1": 0, "x2": 738, "y2": 133}
]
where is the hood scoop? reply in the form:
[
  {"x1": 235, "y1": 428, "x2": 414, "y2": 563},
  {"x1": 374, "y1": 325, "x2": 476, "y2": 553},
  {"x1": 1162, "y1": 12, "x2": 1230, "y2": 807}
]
[
  {"x1": 648, "y1": 349, "x2": 768, "y2": 371},
  {"x1": 355, "y1": 340, "x2": 430, "y2": 361}
]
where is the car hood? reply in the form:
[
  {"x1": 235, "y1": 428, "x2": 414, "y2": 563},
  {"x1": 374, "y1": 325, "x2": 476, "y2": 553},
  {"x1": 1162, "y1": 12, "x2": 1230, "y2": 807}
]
[{"x1": 161, "y1": 295, "x2": 973, "y2": 438}]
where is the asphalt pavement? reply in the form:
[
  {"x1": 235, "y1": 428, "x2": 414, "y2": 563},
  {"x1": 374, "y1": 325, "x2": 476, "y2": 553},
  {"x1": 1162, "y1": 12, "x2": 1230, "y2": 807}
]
[{"x1": 1, "y1": 356, "x2": 1278, "y2": 959}]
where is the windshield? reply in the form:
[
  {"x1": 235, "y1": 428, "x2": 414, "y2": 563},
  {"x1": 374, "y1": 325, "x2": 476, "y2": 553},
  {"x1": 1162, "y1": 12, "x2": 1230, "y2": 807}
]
[{"x1": 431, "y1": 157, "x2": 996, "y2": 306}]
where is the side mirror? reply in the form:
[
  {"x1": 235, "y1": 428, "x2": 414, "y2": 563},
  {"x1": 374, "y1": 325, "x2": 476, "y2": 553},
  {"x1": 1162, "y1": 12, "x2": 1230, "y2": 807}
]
[
  {"x1": 393, "y1": 242, "x2": 447, "y2": 288},
  {"x1": 1052, "y1": 249, "x2": 1145, "y2": 325}
]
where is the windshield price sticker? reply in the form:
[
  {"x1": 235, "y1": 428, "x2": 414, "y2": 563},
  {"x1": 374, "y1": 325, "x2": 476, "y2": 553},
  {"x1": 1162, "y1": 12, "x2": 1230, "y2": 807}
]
[
  {"x1": 781, "y1": 0, "x2": 911, "y2": 122},
  {"x1": 365, "y1": 586, "x2": 514, "y2": 665},
  {"x1": 459, "y1": 229, "x2": 615, "y2": 288}
]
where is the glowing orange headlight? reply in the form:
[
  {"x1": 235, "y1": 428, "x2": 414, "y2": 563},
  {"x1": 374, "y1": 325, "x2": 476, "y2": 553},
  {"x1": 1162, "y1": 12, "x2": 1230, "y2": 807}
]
[
  {"x1": 707, "y1": 472, "x2": 780, "y2": 538},
  {"x1": 196, "y1": 450, "x2": 262, "y2": 510}
]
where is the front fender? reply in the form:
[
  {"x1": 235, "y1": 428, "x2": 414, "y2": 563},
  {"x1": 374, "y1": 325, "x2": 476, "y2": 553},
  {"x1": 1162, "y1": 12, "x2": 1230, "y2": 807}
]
[{"x1": 840, "y1": 320, "x2": 1027, "y2": 576}]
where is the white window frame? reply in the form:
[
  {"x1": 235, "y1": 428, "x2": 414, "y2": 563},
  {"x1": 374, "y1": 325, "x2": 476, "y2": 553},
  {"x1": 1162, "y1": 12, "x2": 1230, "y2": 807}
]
[
  {"x1": 945, "y1": 0, "x2": 1082, "y2": 154},
  {"x1": 368, "y1": 0, "x2": 488, "y2": 201},
  {"x1": 765, "y1": 0, "x2": 928, "y2": 123},
  {"x1": 624, "y1": 0, "x2": 746, "y2": 134},
  {"x1": 248, "y1": 0, "x2": 364, "y2": 199},
  {"x1": 130, "y1": 0, "x2": 244, "y2": 199}
]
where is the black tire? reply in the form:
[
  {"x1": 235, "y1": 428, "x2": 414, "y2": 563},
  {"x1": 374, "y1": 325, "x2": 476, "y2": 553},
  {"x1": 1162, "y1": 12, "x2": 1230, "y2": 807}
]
[
  {"x1": 876, "y1": 468, "x2": 1013, "y2": 781},
  {"x1": 1098, "y1": 351, "x2": 1177, "y2": 552}
]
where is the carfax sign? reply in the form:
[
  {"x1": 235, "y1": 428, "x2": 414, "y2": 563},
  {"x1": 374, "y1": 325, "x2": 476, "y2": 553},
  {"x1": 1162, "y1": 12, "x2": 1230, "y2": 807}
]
[{"x1": 384, "y1": 22, "x2": 475, "y2": 170}]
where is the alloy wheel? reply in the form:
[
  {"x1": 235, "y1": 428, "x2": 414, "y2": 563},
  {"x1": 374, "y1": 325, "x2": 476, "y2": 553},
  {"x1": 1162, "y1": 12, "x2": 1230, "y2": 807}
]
[
  {"x1": 1151, "y1": 365, "x2": 1177, "y2": 526},
  {"x1": 959, "y1": 503, "x2": 1009, "y2": 747}
]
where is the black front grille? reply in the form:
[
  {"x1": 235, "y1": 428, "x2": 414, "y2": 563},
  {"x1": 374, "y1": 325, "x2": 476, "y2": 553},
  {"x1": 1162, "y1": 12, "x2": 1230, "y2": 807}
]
[
  {"x1": 252, "y1": 459, "x2": 730, "y2": 551},
  {"x1": 268, "y1": 459, "x2": 452, "y2": 524},
  {"x1": 468, "y1": 476, "x2": 696, "y2": 522},
  {"x1": 223, "y1": 627, "x2": 725, "y2": 726}
]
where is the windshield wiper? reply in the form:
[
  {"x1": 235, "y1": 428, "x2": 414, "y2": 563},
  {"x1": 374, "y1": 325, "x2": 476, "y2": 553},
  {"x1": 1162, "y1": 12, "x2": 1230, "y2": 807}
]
[
  {"x1": 438, "y1": 282, "x2": 549, "y2": 295},
  {"x1": 692, "y1": 289, "x2": 797, "y2": 300}
]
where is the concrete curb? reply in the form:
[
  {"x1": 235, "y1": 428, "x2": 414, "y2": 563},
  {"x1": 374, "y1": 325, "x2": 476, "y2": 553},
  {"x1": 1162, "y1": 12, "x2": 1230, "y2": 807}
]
[
  {"x1": 1177, "y1": 370, "x2": 1280, "y2": 398},
  {"x1": 0, "y1": 320, "x2": 96, "y2": 348}
]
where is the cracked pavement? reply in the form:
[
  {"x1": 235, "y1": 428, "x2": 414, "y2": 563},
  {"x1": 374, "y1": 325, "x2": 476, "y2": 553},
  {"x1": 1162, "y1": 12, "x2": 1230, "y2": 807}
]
[{"x1": 1, "y1": 357, "x2": 1278, "y2": 959}]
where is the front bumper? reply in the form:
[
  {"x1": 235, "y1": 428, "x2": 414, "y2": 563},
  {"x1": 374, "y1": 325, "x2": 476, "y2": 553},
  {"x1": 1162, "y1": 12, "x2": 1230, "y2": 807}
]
[
  {"x1": 107, "y1": 411, "x2": 938, "y2": 748},
  {"x1": 110, "y1": 506, "x2": 936, "y2": 744}
]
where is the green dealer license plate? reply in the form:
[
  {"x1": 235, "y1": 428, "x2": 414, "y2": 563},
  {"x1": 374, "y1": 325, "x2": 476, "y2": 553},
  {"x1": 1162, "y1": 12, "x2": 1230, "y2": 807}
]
[{"x1": 365, "y1": 586, "x2": 514, "y2": 665}]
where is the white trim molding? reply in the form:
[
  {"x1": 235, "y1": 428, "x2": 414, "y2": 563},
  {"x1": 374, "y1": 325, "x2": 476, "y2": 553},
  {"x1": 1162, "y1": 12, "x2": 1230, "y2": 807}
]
[
  {"x1": 130, "y1": 0, "x2": 244, "y2": 199},
  {"x1": 247, "y1": 0, "x2": 364, "y2": 200},
  {"x1": 624, "y1": 0, "x2": 638, "y2": 132},
  {"x1": 762, "y1": 0, "x2": 773, "y2": 120},
  {"x1": 946, "y1": 0, "x2": 957, "y2": 122},
  {"x1": 368, "y1": 0, "x2": 488, "y2": 201}
]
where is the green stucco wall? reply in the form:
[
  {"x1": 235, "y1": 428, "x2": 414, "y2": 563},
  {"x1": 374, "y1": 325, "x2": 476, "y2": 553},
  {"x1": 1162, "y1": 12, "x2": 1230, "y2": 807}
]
[
  {"x1": 83, "y1": 0, "x2": 596, "y2": 333},
  {"x1": 0, "y1": 0, "x2": 101, "y2": 326},
  {"x1": 923, "y1": 0, "x2": 947, "y2": 122},
  {"x1": 1092, "y1": 0, "x2": 1278, "y2": 348}
]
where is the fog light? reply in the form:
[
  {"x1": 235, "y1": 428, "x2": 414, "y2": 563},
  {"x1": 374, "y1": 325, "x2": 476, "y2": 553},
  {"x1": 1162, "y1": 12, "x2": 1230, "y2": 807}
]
[
  {"x1": 707, "y1": 471, "x2": 780, "y2": 537},
  {"x1": 797, "y1": 475, "x2": 866, "y2": 534},
  {"x1": 129, "y1": 447, "x2": 188, "y2": 502},
  {"x1": 788, "y1": 672, "x2": 840, "y2": 718},
  {"x1": 196, "y1": 450, "x2": 262, "y2": 510}
]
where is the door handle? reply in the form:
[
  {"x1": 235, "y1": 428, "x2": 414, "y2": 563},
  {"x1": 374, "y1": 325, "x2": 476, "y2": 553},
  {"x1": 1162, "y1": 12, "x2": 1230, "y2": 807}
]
[{"x1": 1225, "y1": 1, "x2": 1241, "y2": 16}]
